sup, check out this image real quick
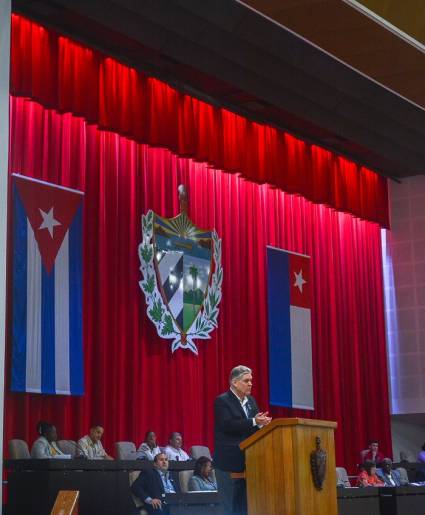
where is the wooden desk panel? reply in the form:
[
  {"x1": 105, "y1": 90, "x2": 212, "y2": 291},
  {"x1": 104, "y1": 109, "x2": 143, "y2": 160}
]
[
  {"x1": 337, "y1": 488, "x2": 380, "y2": 515},
  {"x1": 5, "y1": 460, "x2": 219, "y2": 515}
]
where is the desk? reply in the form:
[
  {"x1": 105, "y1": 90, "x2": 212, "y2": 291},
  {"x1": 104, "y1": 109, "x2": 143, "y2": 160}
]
[
  {"x1": 5, "y1": 459, "x2": 220, "y2": 515},
  {"x1": 165, "y1": 492, "x2": 220, "y2": 514},
  {"x1": 337, "y1": 487, "x2": 380, "y2": 515},
  {"x1": 379, "y1": 485, "x2": 425, "y2": 515},
  {"x1": 337, "y1": 486, "x2": 425, "y2": 515}
]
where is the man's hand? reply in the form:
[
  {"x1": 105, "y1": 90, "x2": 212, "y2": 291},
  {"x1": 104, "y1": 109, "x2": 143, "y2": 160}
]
[
  {"x1": 255, "y1": 411, "x2": 272, "y2": 426},
  {"x1": 150, "y1": 499, "x2": 162, "y2": 509}
]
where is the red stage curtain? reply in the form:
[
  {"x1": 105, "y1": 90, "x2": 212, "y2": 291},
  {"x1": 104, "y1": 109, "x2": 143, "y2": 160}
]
[
  {"x1": 9, "y1": 14, "x2": 389, "y2": 227},
  {"x1": 5, "y1": 96, "x2": 392, "y2": 471}
]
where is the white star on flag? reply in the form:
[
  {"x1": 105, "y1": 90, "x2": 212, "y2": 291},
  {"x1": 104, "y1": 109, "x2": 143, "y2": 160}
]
[
  {"x1": 38, "y1": 207, "x2": 61, "y2": 238},
  {"x1": 294, "y1": 269, "x2": 307, "y2": 293}
]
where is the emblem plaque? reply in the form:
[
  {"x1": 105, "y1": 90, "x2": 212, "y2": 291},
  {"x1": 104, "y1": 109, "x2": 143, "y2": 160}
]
[
  {"x1": 138, "y1": 185, "x2": 223, "y2": 354},
  {"x1": 310, "y1": 436, "x2": 327, "y2": 490}
]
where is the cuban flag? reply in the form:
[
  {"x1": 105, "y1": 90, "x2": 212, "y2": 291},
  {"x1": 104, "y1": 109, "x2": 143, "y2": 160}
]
[
  {"x1": 11, "y1": 174, "x2": 84, "y2": 395},
  {"x1": 267, "y1": 246, "x2": 313, "y2": 410}
]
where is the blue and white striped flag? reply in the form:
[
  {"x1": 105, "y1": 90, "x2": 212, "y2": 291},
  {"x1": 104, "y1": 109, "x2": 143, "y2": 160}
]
[
  {"x1": 11, "y1": 174, "x2": 84, "y2": 395},
  {"x1": 267, "y1": 246, "x2": 314, "y2": 410}
]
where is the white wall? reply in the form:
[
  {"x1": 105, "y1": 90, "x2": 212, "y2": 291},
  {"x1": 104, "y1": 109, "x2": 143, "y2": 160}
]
[
  {"x1": 0, "y1": 1, "x2": 10, "y2": 512},
  {"x1": 383, "y1": 176, "x2": 425, "y2": 414},
  {"x1": 391, "y1": 414, "x2": 425, "y2": 462}
]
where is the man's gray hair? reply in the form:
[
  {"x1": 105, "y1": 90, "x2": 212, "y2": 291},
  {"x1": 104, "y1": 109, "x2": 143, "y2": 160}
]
[{"x1": 229, "y1": 365, "x2": 252, "y2": 384}]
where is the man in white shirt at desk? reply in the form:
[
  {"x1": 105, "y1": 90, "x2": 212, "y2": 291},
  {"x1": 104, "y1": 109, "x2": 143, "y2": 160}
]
[
  {"x1": 77, "y1": 424, "x2": 113, "y2": 460},
  {"x1": 164, "y1": 432, "x2": 190, "y2": 461}
]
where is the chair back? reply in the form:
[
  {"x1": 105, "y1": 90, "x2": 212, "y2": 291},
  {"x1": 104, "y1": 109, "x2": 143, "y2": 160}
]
[
  {"x1": 128, "y1": 471, "x2": 149, "y2": 514},
  {"x1": 189, "y1": 445, "x2": 211, "y2": 459},
  {"x1": 179, "y1": 470, "x2": 194, "y2": 492},
  {"x1": 57, "y1": 440, "x2": 78, "y2": 457},
  {"x1": 396, "y1": 466, "x2": 409, "y2": 485},
  {"x1": 8, "y1": 439, "x2": 30, "y2": 459},
  {"x1": 336, "y1": 467, "x2": 351, "y2": 487},
  {"x1": 129, "y1": 470, "x2": 141, "y2": 486},
  {"x1": 115, "y1": 441, "x2": 136, "y2": 460}
]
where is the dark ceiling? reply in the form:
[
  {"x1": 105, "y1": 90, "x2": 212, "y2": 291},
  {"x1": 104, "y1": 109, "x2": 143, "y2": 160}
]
[{"x1": 12, "y1": 0, "x2": 425, "y2": 180}]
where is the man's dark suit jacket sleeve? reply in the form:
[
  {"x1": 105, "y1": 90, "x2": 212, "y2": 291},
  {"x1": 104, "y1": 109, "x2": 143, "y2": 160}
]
[
  {"x1": 214, "y1": 396, "x2": 258, "y2": 435},
  {"x1": 131, "y1": 470, "x2": 156, "y2": 502}
]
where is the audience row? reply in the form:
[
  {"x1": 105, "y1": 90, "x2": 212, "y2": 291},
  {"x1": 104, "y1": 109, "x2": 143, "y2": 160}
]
[
  {"x1": 22, "y1": 423, "x2": 425, "y2": 488},
  {"x1": 338, "y1": 439, "x2": 425, "y2": 487},
  {"x1": 31, "y1": 421, "x2": 195, "y2": 462}
]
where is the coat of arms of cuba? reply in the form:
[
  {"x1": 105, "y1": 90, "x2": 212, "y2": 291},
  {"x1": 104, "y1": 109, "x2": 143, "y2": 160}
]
[{"x1": 138, "y1": 185, "x2": 223, "y2": 354}]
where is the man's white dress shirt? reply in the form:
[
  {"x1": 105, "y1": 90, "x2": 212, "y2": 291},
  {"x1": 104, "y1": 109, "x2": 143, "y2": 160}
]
[{"x1": 164, "y1": 445, "x2": 190, "y2": 461}]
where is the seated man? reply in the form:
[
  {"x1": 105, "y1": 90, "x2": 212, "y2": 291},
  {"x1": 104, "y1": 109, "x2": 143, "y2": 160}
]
[
  {"x1": 163, "y1": 432, "x2": 190, "y2": 461},
  {"x1": 137, "y1": 430, "x2": 161, "y2": 461},
  {"x1": 77, "y1": 424, "x2": 113, "y2": 460},
  {"x1": 376, "y1": 458, "x2": 403, "y2": 486},
  {"x1": 131, "y1": 453, "x2": 179, "y2": 514},
  {"x1": 31, "y1": 421, "x2": 63, "y2": 458},
  {"x1": 360, "y1": 440, "x2": 384, "y2": 465}
]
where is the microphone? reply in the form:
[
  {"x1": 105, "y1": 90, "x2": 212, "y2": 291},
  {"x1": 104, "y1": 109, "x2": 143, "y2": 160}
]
[{"x1": 66, "y1": 440, "x2": 88, "y2": 459}]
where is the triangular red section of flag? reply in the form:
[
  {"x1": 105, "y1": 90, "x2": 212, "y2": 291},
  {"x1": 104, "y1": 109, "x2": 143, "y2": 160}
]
[
  {"x1": 14, "y1": 175, "x2": 83, "y2": 274},
  {"x1": 289, "y1": 253, "x2": 311, "y2": 309}
]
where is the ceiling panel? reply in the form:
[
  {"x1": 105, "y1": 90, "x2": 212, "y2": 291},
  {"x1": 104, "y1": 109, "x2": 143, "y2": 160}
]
[{"x1": 243, "y1": 0, "x2": 425, "y2": 110}]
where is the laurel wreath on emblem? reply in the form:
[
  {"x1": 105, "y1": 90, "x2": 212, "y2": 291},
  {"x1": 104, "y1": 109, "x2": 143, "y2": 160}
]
[{"x1": 138, "y1": 209, "x2": 223, "y2": 354}]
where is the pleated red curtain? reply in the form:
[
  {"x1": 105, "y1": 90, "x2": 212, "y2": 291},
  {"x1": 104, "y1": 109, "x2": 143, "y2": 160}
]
[
  {"x1": 9, "y1": 14, "x2": 389, "y2": 227},
  {"x1": 5, "y1": 96, "x2": 391, "y2": 471}
]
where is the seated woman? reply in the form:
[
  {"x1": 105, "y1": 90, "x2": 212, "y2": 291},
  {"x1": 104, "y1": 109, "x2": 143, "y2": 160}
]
[
  {"x1": 137, "y1": 430, "x2": 161, "y2": 461},
  {"x1": 357, "y1": 460, "x2": 384, "y2": 487},
  {"x1": 31, "y1": 421, "x2": 63, "y2": 458},
  {"x1": 188, "y1": 456, "x2": 217, "y2": 491}
]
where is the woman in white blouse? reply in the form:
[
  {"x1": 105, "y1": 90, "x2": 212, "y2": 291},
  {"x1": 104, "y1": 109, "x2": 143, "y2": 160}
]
[
  {"x1": 31, "y1": 421, "x2": 63, "y2": 458},
  {"x1": 188, "y1": 457, "x2": 217, "y2": 491}
]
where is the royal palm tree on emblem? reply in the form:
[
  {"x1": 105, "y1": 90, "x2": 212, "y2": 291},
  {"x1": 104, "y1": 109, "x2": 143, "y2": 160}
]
[{"x1": 189, "y1": 264, "x2": 198, "y2": 316}]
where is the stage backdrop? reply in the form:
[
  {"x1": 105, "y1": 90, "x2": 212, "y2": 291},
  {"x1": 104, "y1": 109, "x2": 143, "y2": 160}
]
[
  {"x1": 4, "y1": 15, "x2": 392, "y2": 471},
  {"x1": 5, "y1": 95, "x2": 391, "y2": 470}
]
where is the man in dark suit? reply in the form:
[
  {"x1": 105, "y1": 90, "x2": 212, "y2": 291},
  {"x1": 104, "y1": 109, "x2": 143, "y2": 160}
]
[
  {"x1": 131, "y1": 453, "x2": 179, "y2": 514},
  {"x1": 214, "y1": 365, "x2": 272, "y2": 515},
  {"x1": 376, "y1": 458, "x2": 403, "y2": 486}
]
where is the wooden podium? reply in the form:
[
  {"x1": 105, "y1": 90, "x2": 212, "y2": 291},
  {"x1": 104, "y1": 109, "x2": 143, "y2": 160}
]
[{"x1": 239, "y1": 418, "x2": 337, "y2": 515}]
